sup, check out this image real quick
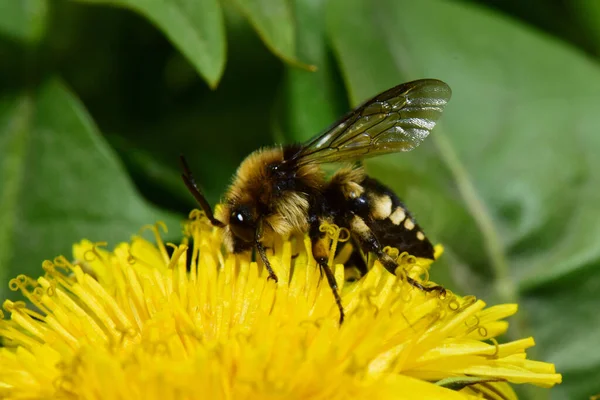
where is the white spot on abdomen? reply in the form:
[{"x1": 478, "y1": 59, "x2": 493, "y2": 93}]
[
  {"x1": 389, "y1": 207, "x2": 406, "y2": 225},
  {"x1": 372, "y1": 195, "x2": 393, "y2": 219}
]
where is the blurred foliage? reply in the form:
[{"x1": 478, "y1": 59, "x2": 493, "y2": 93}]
[{"x1": 0, "y1": 0, "x2": 599, "y2": 398}]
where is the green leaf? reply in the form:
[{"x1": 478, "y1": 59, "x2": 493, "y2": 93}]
[
  {"x1": 0, "y1": 0, "x2": 48, "y2": 44},
  {"x1": 106, "y1": 134, "x2": 197, "y2": 210},
  {"x1": 0, "y1": 79, "x2": 182, "y2": 299},
  {"x1": 327, "y1": 0, "x2": 600, "y2": 398},
  {"x1": 75, "y1": 0, "x2": 226, "y2": 88},
  {"x1": 569, "y1": 0, "x2": 600, "y2": 56},
  {"x1": 229, "y1": 0, "x2": 301, "y2": 67},
  {"x1": 283, "y1": 0, "x2": 345, "y2": 143},
  {"x1": 103, "y1": 14, "x2": 285, "y2": 210}
]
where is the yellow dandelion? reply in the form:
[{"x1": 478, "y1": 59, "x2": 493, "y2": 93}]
[{"x1": 0, "y1": 211, "x2": 561, "y2": 399}]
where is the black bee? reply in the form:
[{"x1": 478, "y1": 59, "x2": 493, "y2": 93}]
[{"x1": 181, "y1": 79, "x2": 452, "y2": 324}]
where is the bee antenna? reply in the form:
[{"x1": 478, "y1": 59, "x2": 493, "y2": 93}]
[{"x1": 179, "y1": 154, "x2": 224, "y2": 228}]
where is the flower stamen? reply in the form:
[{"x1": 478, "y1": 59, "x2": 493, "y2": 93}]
[{"x1": 0, "y1": 213, "x2": 562, "y2": 399}]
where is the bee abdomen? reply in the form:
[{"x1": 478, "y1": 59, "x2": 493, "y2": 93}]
[{"x1": 349, "y1": 177, "x2": 434, "y2": 259}]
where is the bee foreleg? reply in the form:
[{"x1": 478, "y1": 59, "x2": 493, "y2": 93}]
[
  {"x1": 255, "y1": 240, "x2": 278, "y2": 283},
  {"x1": 348, "y1": 215, "x2": 445, "y2": 295},
  {"x1": 309, "y1": 216, "x2": 344, "y2": 325}
]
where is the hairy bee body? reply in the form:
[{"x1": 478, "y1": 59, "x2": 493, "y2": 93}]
[
  {"x1": 181, "y1": 79, "x2": 452, "y2": 324},
  {"x1": 325, "y1": 173, "x2": 434, "y2": 260},
  {"x1": 216, "y1": 145, "x2": 433, "y2": 270},
  {"x1": 216, "y1": 146, "x2": 320, "y2": 253}
]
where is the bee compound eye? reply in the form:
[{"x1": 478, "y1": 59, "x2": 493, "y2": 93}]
[
  {"x1": 230, "y1": 209, "x2": 255, "y2": 243},
  {"x1": 231, "y1": 210, "x2": 245, "y2": 224}
]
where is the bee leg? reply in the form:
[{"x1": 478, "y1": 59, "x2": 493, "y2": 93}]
[
  {"x1": 309, "y1": 218, "x2": 344, "y2": 325},
  {"x1": 348, "y1": 215, "x2": 445, "y2": 296},
  {"x1": 319, "y1": 261, "x2": 344, "y2": 325},
  {"x1": 255, "y1": 240, "x2": 278, "y2": 283}
]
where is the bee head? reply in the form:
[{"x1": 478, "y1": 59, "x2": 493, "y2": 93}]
[{"x1": 229, "y1": 204, "x2": 257, "y2": 243}]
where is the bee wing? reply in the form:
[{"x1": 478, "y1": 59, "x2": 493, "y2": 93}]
[{"x1": 290, "y1": 79, "x2": 451, "y2": 165}]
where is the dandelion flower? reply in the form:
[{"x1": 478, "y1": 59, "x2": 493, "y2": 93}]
[{"x1": 0, "y1": 211, "x2": 561, "y2": 399}]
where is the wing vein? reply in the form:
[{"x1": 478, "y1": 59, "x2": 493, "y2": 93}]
[{"x1": 291, "y1": 79, "x2": 452, "y2": 166}]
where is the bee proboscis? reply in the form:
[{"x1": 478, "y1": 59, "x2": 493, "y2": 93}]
[{"x1": 181, "y1": 79, "x2": 452, "y2": 324}]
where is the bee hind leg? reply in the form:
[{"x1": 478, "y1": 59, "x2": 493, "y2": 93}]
[{"x1": 348, "y1": 214, "x2": 445, "y2": 296}]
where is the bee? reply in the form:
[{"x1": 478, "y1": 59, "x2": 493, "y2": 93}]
[{"x1": 181, "y1": 79, "x2": 452, "y2": 324}]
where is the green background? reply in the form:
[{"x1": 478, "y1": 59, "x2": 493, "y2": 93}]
[{"x1": 1, "y1": 0, "x2": 599, "y2": 398}]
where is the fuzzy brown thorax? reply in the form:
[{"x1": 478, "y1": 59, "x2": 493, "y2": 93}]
[{"x1": 215, "y1": 147, "x2": 324, "y2": 252}]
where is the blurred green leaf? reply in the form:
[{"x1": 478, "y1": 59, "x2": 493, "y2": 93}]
[
  {"x1": 99, "y1": 13, "x2": 284, "y2": 211},
  {"x1": 229, "y1": 0, "x2": 299, "y2": 67},
  {"x1": 569, "y1": 0, "x2": 600, "y2": 56},
  {"x1": 0, "y1": 79, "x2": 182, "y2": 298},
  {"x1": 283, "y1": 0, "x2": 345, "y2": 143},
  {"x1": 327, "y1": 0, "x2": 600, "y2": 398},
  {"x1": 0, "y1": 0, "x2": 48, "y2": 44},
  {"x1": 107, "y1": 133, "x2": 196, "y2": 211},
  {"x1": 75, "y1": 0, "x2": 226, "y2": 88}
]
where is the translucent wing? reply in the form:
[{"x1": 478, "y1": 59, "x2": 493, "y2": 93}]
[{"x1": 290, "y1": 79, "x2": 451, "y2": 165}]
